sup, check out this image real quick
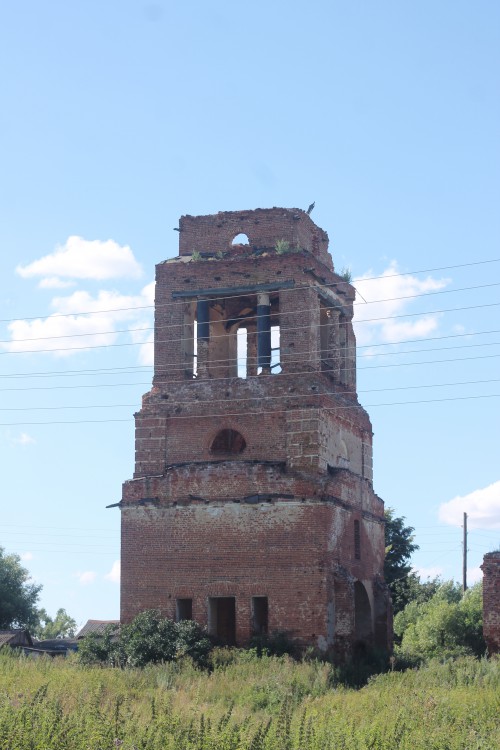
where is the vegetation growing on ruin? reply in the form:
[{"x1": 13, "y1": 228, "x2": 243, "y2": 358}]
[
  {"x1": 274, "y1": 238, "x2": 291, "y2": 254},
  {"x1": 1, "y1": 648, "x2": 498, "y2": 749},
  {"x1": 339, "y1": 266, "x2": 352, "y2": 282}
]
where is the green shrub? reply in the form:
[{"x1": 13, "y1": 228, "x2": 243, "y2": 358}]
[
  {"x1": 77, "y1": 623, "x2": 122, "y2": 667},
  {"x1": 77, "y1": 610, "x2": 212, "y2": 669},
  {"x1": 175, "y1": 618, "x2": 212, "y2": 668},
  {"x1": 339, "y1": 266, "x2": 352, "y2": 282},
  {"x1": 122, "y1": 610, "x2": 178, "y2": 667},
  {"x1": 395, "y1": 581, "x2": 486, "y2": 661}
]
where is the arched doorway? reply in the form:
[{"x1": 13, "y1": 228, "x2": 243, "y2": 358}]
[{"x1": 354, "y1": 581, "x2": 373, "y2": 647}]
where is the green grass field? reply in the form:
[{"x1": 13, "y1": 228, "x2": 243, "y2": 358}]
[{"x1": 0, "y1": 649, "x2": 499, "y2": 749}]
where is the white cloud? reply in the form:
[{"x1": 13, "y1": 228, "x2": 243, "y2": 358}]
[
  {"x1": 16, "y1": 236, "x2": 143, "y2": 284},
  {"x1": 2, "y1": 283, "x2": 155, "y2": 358},
  {"x1": 105, "y1": 560, "x2": 120, "y2": 583},
  {"x1": 77, "y1": 571, "x2": 97, "y2": 585},
  {"x1": 413, "y1": 565, "x2": 444, "y2": 580},
  {"x1": 129, "y1": 281, "x2": 155, "y2": 365},
  {"x1": 137, "y1": 332, "x2": 154, "y2": 366},
  {"x1": 11, "y1": 432, "x2": 36, "y2": 446},
  {"x1": 353, "y1": 261, "x2": 449, "y2": 347},
  {"x1": 468, "y1": 566, "x2": 483, "y2": 585},
  {"x1": 439, "y1": 480, "x2": 500, "y2": 529},
  {"x1": 38, "y1": 277, "x2": 77, "y2": 290},
  {"x1": 5, "y1": 233, "x2": 153, "y2": 361},
  {"x1": 20, "y1": 551, "x2": 34, "y2": 561}
]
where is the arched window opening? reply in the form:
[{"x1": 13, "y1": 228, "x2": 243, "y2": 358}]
[
  {"x1": 237, "y1": 327, "x2": 248, "y2": 378},
  {"x1": 354, "y1": 581, "x2": 372, "y2": 643},
  {"x1": 271, "y1": 324, "x2": 281, "y2": 374},
  {"x1": 231, "y1": 233, "x2": 250, "y2": 245},
  {"x1": 210, "y1": 428, "x2": 246, "y2": 455}
]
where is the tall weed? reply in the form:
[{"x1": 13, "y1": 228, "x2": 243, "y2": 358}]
[{"x1": 0, "y1": 648, "x2": 498, "y2": 749}]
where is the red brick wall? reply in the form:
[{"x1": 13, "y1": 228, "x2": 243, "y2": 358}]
[
  {"x1": 121, "y1": 499, "x2": 385, "y2": 653},
  {"x1": 153, "y1": 247, "x2": 352, "y2": 383},
  {"x1": 132, "y1": 376, "x2": 373, "y2": 479},
  {"x1": 481, "y1": 552, "x2": 500, "y2": 655},
  {"x1": 178, "y1": 207, "x2": 332, "y2": 269}
]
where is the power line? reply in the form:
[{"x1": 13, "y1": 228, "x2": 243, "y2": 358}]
[
  {"x1": 0, "y1": 403, "x2": 137, "y2": 412},
  {"x1": 1, "y1": 348, "x2": 499, "y2": 394},
  {"x1": 1, "y1": 257, "x2": 499, "y2": 324},
  {"x1": 1, "y1": 345, "x2": 500, "y2": 393},
  {"x1": 2, "y1": 300, "x2": 500, "y2": 355},
  {"x1": 0, "y1": 381, "x2": 151, "y2": 393},
  {"x1": 3, "y1": 546, "x2": 118, "y2": 556},
  {"x1": 2, "y1": 279, "x2": 499, "y2": 345},
  {"x1": 1, "y1": 365, "x2": 152, "y2": 380},
  {"x1": 2, "y1": 525, "x2": 496, "y2": 541},
  {"x1": 2, "y1": 523, "x2": 118, "y2": 532},
  {"x1": 2, "y1": 378, "x2": 498, "y2": 410},
  {"x1": 1, "y1": 392, "x2": 499, "y2": 426},
  {"x1": 166, "y1": 349, "x2": 500, "y2": 378},
  {"x1": 2, "y1": 327, "x2": 499, "y2": 381},
  {"x1": 3, "y1": 332, "x2": 500, "y2": 370},
  {"x1": 2, "y1": 531, "x2": 117, "y2": 539},
  {"x1": 0, "y1": 539, "x2": 119, "y2": 548}
]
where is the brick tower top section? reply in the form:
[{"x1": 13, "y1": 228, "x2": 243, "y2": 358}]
[{"x1": 177, "y1": 207, "x2": 333, "y2": 270}]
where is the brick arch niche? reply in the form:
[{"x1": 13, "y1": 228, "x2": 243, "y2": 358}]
[
  {"x1": 354, "y1": 581, "x2": 373, "y2": 647},
  {"x1": 210, "y1": 428, "x2": 247, "y2": 455}
]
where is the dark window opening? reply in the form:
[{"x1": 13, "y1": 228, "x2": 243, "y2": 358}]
[
  {"x1": 354, "y1": 520, "x2": 361, "y2": 560},
  {"x1": 354, "y1": 581, "x2": 372, "y2": 643},
  {"x1": 208, "y1": 597, "x2": 236, "y2": 645},
  {"x1": 252, "y1": 596, "x2": 268, "y2": 635},
  {"x1": 211, "y1": 428, "x2": 246, "y2": 454},
  {"x1": 176, "y1": 598, "x2": 193, "y2": 621}
]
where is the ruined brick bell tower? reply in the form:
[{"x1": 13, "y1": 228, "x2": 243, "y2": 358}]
[{"x1": 120, "y1": 207, "x2": 391, "y2": 658}]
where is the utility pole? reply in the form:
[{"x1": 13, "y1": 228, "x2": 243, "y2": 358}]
[{"x1": 463, "y1": 511, "x2": 468, "y2": 593}]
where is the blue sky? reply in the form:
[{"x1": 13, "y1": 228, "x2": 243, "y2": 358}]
[{"x1": 1, "y1": 1, "x2": 499, "y2": 629}]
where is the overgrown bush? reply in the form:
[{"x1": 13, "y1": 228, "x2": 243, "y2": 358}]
[
  {"x1": 395, "y1": 581, "x2": 486, "y2": 661},
  {"x1": 77, "y1": 623, "x2": 122, "y2": 667},
  {"x1": 78, "y1": 610, "x2": 212, "y2": 668}
]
